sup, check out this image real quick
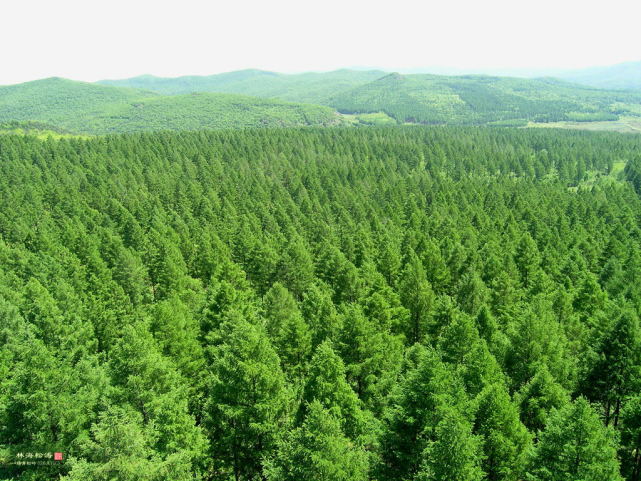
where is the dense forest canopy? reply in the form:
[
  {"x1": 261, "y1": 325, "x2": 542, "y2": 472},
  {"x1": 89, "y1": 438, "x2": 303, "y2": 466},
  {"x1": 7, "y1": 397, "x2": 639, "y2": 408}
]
[{"x1": 1, "y1": 126, "x2": 641, "y2": 480}]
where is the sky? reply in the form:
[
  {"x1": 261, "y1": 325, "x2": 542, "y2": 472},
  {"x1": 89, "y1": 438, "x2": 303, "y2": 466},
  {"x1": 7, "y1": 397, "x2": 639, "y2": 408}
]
[{"x1": 2, "y1": 0, "x2": 641, "y2": 85}]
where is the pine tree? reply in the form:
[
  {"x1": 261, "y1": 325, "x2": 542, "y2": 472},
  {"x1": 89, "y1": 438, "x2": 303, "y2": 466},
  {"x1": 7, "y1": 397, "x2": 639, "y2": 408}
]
[
  {"x1": 514, "y1": 364, "x2": 569, "y2": 435},
  {"x1": 205, "y1": 314, "x2": 290, "y2": 481},
  {"x1": 263, "y1": 282, "x2": 312, "y2": 377},
  {"x1": 399, "y1": 253, "x2": 435, "y2": 344},
  {"x1": 301, "y1": 341, "x2": 376, "y2": 443},
  {"x1": 528, "y1": 398, "x2": 623, "y2": 481},
  {"x1": 378, "y1": 347, "x2": 467, "y2": 481},
  {"x1": 474, "y1": 383, "x2": 531, "y2": 481},
  {"x1": 265, "y1": 401, "x2": 369, "y2": 481},
  {"x1": 582, "y1": 308, "x2": 641, "y2": 426},
  {"x1": 61, "y1": 407, "x2": 194, "y2": 481},
  {"x1": 620, "y1": 394, "x2": 641, "y2": 481},
  {"x1": 416, "y1": 410, "x2": 485, "y2": 481}
]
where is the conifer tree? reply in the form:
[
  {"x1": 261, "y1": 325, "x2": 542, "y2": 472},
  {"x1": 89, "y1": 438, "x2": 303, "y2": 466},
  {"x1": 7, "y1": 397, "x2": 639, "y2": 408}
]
[
  {"x1": 474, "y1": 383, "x2": 531, "y2": 481},
  {"x1": 205, "y1": 314, "x2": 290, "y2": 481},
  {"x1": 528, "y1": 398, "x2": 623, "y2": 481},
  {"x1": 416, "y1": 410, "x2": 485, "y2": 481},
  {"x1": 620, "y1": 394, "x2": 641, "y2": 481},
  {"x1": 265, "y1": 401, "x2": 369, "y2": 481}
]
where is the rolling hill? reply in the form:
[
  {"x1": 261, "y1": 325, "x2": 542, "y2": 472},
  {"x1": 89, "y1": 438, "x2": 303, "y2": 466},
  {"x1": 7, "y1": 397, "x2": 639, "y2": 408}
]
[
  {"x1": 5, "y1": 71, "x2": 641, "y2": 134},
  {"x1": 0, "y1": 78, "x2": 342, "y2": 134},
  {"x1": 557, "y1": 61, "x2": 641, "y2": 91},
  {"x1": 99, "y1": 69, "x2": 387, "y2": 104},
  {"x1": 99, "y1": 70, "x2": 641, "y2": 127},
  {"x1": 327, "y1": 73, "x2": 641, "y2": 124}
]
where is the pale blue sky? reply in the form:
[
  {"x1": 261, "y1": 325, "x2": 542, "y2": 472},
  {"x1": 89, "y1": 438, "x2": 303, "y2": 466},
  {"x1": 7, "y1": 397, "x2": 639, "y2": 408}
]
[{"x1": 2, "y1": 0, "x2": 640, "y2": 85}]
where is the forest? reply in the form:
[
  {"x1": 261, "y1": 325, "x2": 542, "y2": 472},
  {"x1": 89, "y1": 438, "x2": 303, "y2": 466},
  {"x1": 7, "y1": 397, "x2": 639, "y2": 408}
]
[
  {"x1": 0, "y1": 78, "x2": 341, "y2": 134},
  {"x1": 4, "y1": 71, "x2": 641, "y2": 135},
  {"x1": 1, "y1": 126, "x2": 640, "y2": 481}
]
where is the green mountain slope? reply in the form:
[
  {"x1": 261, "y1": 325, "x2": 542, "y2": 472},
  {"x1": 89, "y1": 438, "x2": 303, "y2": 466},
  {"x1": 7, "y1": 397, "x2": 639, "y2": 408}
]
[
  {"x1": 98, "y1": 69, "x2": 388, "y2": 104},
  {"x1": 328, "y1": 73, "x2": 641, "y2": 124},
  {"x1": 98, "y1": 69, "x2": 641, "y2": 127},
  {"x1": 0, "y1": 77, "x2": 156, "y2": 128},
  {"x1": 558, "y1": 61, "x2": 641, "y2": 90},
  {"x1": 82, "y1": 93, "x2": 341, "y2": 133},
  {"x1": 6, "y1": 72, "x2": 641, "y2": 134},
  {"x1": 0, "y1": 78, "x2": 341, "y2": 134}
]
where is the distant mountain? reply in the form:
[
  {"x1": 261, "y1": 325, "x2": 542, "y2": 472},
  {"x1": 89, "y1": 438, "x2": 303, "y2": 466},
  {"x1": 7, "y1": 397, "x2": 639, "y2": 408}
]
[
  {"x1": 98, "y1": 69, "x2": 641, "y2": 126},
  {"x1": 557, "y1": 61, "x2": 641, "y2": 90},
  {"x1": 0, "y1": 78, "x2": 341, "y2": 134},
  {"x1": 327, "y1": 73, "x2": 641, "y2": 124},
  {"x1": 98, "y1": 69, "x2": 388, "y2": 104},
  {"x1": 5, "y1": 71, "x2": 641, "y2": 135}
]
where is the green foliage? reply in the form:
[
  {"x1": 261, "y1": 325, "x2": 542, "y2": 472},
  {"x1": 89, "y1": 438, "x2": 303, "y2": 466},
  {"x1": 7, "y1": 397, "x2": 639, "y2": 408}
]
[
  {"x1": 61, "y1": 407, "x2": 194, "y2": 481},
  {"x1": 514, "y1": 365, "x2": 570, "y2": 434},
  {"x1": 620, "y1": 395, "x2": 641, "y2": 481},
  {"x1": 0, "y1": 78, "x2": 340, "y2": 134},
  {"x1": 528, "y1": 398, "x2": 623, "y2": 481},
  {"x1": 474, "y1": 384, "x2": 531, "y2": 481},
  {"x1": 581, "y1": 307, "x2": 641, "y2": 425},
  {"x1": 265, "y1": 400, "x2": 370, "y2": 481},
  {"x1": 205, "y1": 315, "x2": 290, "y2": 480},
  {"x1": 416, "y1": 411, "x2": 485, "y2": 481},
  {"x1": 378, "y1": 347, "x2": 467, "y2": 480},
  {"x1": 1, "y1": 126, "x2": 640, "y2": 480},
  {"x1": 328, "y1": 73, "x2": 641, "y2": 125}
]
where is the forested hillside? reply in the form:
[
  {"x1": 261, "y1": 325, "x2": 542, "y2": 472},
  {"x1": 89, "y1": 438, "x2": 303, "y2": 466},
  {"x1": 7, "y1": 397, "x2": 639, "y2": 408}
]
[
  {"x1": 4, "y1": 72, "x2": 641, "y2": 134},
  {"x1": 1, "y1": 127, "x2": 641, "y2": 481},
  {"x1": 99, "y1": 69, "x2": 387, "y2": 104},
  {"x1": 329, "y1": 73, "x2": 641, "y2": 124},
  {"x1": 97, "y1": 69, "x2": 641, "y2": 128},
  {"x1": 0, "y1": 78, "x2": 341, "y2": 134}
]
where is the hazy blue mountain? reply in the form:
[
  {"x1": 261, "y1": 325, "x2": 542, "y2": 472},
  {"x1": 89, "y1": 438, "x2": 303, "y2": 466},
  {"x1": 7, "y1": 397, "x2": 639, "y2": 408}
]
[{"x1": 557, "y1": 61, "x2": 641, "y2": 90}]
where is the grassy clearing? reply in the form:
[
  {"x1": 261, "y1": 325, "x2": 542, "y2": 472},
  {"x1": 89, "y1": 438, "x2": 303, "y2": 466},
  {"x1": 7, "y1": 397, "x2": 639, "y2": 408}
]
[
  {"x1": 527, "y1": 116, "x2": 641, "y2": 134},
  {"x1": 340, "y1": 112, "x2": 397, "y2": 126}
]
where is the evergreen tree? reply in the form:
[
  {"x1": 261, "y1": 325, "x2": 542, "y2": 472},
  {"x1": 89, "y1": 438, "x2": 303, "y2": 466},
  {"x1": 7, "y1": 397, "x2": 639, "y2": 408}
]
[
  {"x1": 528, "y1": 398, "x2": 623, "y2": 481},
  {"x1": 416, "y1": 410, "x2": 485, "y2": 481},
  {"x1": 378, "y1": 347, "x2": 467, "y2": 481},
  {"x1": 620, "y1": 394, "x2": 641, "y2": 481},
  {"x1": 265, "y1": 401, "x2": 369, "y2": 481},
  {"x1": 205, "y1": 314, "x2": 290, "y2": 481},
  {"x1": 474, "y1": 383, "x2": 531, "y2": 481},
  {"x1": 582, "y1": 308, "x2": 641, "y2": 426},
  {"x1": 399, "y1": 253, "x2": 435, "y2": 344}
]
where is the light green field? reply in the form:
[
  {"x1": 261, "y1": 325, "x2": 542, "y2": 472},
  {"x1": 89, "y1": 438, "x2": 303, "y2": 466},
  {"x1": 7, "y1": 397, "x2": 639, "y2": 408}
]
[
  {"x1": 527, "y1": 116, "x2": 641, "y2": 134},
  {"x1": 0, "y1": 121, "x2": 89, "y2": 139},
  {"x1": 341, "y1": 111, "x2": 397, "y2": 126}
]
